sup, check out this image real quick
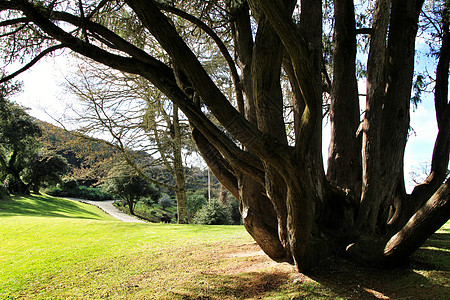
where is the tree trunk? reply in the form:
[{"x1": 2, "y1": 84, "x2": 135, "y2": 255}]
[
  {"x1": 128, "y1": 198, "x2": 135, "y2": 215},
  {"x1": 172, "y1": 105, "x2": 188, "y2": 224},
  {"x1": 328, "y1": 0, "x2": 361, "y2": 202},
  {"x1": 357, "y1": 0, "x2": 390, "y2": 233},
  {"x1": 219, "y1": 184, "x2": 228, "y2": 204}
]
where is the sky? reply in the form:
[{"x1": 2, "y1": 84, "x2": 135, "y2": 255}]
[{"x1": 10, "y1": 51, "x2": 439, "y2": 193}]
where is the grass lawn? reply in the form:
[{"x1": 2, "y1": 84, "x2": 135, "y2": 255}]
[{"x1": 0, "y1": 194, "x2": 448, "y2": 299}]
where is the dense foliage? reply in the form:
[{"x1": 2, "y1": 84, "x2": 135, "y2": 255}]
[
  {"x1": 0, "y1": 90, "x2": 69, "y2": 194},
  {"x1": 103, "y1": 170, "x2": 160, "y2": 215},
  {"x1": 193, "y1": 198, "x2": 233, "y2": 225},
  {"x1": 44, "y1": 179, "x2": 113, "y2": 201}
]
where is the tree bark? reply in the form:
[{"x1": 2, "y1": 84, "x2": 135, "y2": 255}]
[
  {"x1": 328, "y1": 0, "x2": 361, "y2": 201},
  {"x1": 357, "y1": 0, "x2": 390, "y2": 233},
  {"x1": 383, "y1": 178, "x2": 450, "y2": 264},
  {"x1": 172, "y1": 105, "x2": 188, "y2": 224}
]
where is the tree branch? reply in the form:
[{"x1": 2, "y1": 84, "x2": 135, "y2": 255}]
[
  {"x1": 0, "y1": 44, "x2": 64, "y2": 83},
  {"x1": 383, "y1": 178, "x2": 450, "y2": 264},
  {"x1": 355, "y1": 28, "x2": 372, "y2": 35},
  {"x1": 157, "y1": 3, "x2": 244, "y2": 114},
  {"x1": 253, "y1": 0, "x2": 321, "y2": 154}
]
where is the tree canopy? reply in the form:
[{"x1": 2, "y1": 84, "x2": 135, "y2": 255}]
[{"x1": 0, "y1": 0, "x2": 449, "y2": 272}]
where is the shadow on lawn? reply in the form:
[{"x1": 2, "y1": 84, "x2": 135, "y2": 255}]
[
  {"x1": 170, "y1": 271, "x2": 292, "y2": 300},
  {"x1": 171, "y1": 231, "x2": 449, "y2": 299},
  {"x1": 306, "y1": 231, "x2": 450, "y2": 300},
  {"x1": 0, "y1": 194, "x2": 106, "y2": 220}
]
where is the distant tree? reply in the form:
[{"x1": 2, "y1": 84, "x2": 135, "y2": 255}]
[
  {"x1": 23, "y1": 152, "x2": 69, "y2": 193},
  {"x1": 38, "y1": 120, "x2": 120, "y2": 183},
  {"x1": 193, "y1": 198, "x2": 232, "y2": 225},
  {"x1": 0, "y1": 91, "x2": 41, "y2": 194},
  {"x1": 103, "y1": 167, "x2": 160, "y2": 215}
]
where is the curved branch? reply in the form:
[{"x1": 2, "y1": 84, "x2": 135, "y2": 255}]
[
  {"x1": 253, "y1": 0, "x2": 322, "y2": 152},
  {"x1": 0, "y1": 17, "x2": 28, "y2": 27},
  {"x1": 191, "y1": 126, "x2": 239, "y2": 198},
  {"x1": 383, "y1": 178, "x2": 450, "y2": 264},
  {"x1": 0, "y1": 44, "x2": 64, "y2": 83},
  {"x1": 50, "y1": 11, "x2": 160, "y2": 65},
  {"x1": 157, "y1": 3, "x2": 244, "y2": 113}
]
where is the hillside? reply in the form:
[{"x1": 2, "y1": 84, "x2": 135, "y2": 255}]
[
  {"x1": 36, "y1": 120, "x2": 222, "y2": 196},
  {"x1": 37, "y1": 120, "x2": 120, "y2": 184}
]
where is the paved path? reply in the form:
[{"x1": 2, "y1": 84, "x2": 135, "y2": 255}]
[{"x1": 64, "y1": 198, "x2": 145, "y2": 223}]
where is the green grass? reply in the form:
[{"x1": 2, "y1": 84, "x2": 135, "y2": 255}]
[{"x1": 0, "y1": 194, "x2": 448, "y2": 299}]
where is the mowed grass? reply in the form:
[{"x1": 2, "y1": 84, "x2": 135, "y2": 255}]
[{"x1": 0, "y1": 194, "x2": 449, "y2": 299}]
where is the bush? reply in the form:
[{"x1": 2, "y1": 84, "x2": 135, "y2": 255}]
[
  {"x1": 193, "y1": 198, "x2": 232, "y2": 225},
  {"x1": 43, "y1": 181, "x2": 112, "y2": 201},
  {"x1": 158, "y1": 193, "x2": 174, "y2": 210},
  {"x1": 187, "y1": 194, "x2": 207, "y2": 215},
  {"x1": 0, "y1": 183, "x2": 9, "y2": 199},
  {"x1": 3, "y1": 174, "x2": 28, "y2": 195},
  {"x1": 61, "y1": 179, "x2": 79, "y2": 190}
]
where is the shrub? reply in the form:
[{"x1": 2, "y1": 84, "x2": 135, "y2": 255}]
[
  {"x1": 43, "y1": 182, "x2": 112, "y2": 201},
  {"x1": 193, "y1": 198, "x2": 232, "y2": 225},
  {"x1": 187, "y1": 194, "x2": 207, "y2": 215},
  {"x1": 158, "y1": 193, "x2": 174, "y2": 210},
  {"x1": 61, "y1": 179, "x2": 79, "y2": 190},
  {"x1": 0, "y1": 183, "x2": 9, "y2": 199}
]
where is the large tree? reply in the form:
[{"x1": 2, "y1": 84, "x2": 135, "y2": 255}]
[{"x1": 1, "y1": 0, "x2": 449, "y2": 271}]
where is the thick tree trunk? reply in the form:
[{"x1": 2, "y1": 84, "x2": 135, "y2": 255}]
[
  {"x1": 239, "y1": 174, "x2": 291, "y2": 263},
  {"x1": 328, "y1": 0, "x2": 361, "y2": 201},
  {"x1": 357, "y1": 0, "x2": 390, "y2": 233}
]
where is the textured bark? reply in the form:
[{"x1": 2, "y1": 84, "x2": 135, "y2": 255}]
[
  {"x1": 239, "y1": 174, "x2": 291, "y2": 263},
  {"x1": 377, "y1": 0, "x2": 425, "y2": 215},
  {"x1": 390, "y1": 4, "x2": 450, "y2": 231},
  {"x1": 328, "y1": 0, "x2": 361, "y2": 200},
  {"x1": 357, "y1": 0, "x2": 390, "y2": 233},
  {"x1": 384, "y1": 178, "x2": 450, "y2": 263}
]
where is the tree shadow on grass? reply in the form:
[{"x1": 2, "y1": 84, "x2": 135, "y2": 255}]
[
  {"x1": 0, "y1": 194, "x2": 108, "y2": 220},
  {"x1": 169, "y1": 271, "x2": 293, "y2": 300},
  {"x1": 170, "y1": 230, "x2": 450, "y2": 300},
  {"x1": 306, "y1": 232, "x2": 450, "y2": 300}
]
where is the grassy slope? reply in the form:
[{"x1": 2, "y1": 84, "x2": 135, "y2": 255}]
[{"x1": 0, "y1": 194, "x2": 448, "y2": 299}]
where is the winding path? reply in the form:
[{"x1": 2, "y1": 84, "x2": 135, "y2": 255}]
[{"x1": 64, "y1": 198, "x2": 145, "y2": 223}]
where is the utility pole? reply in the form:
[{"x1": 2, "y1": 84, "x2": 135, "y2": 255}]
[{"x1": 208, "y1": 168, "x2": 211, "y2": 202}]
